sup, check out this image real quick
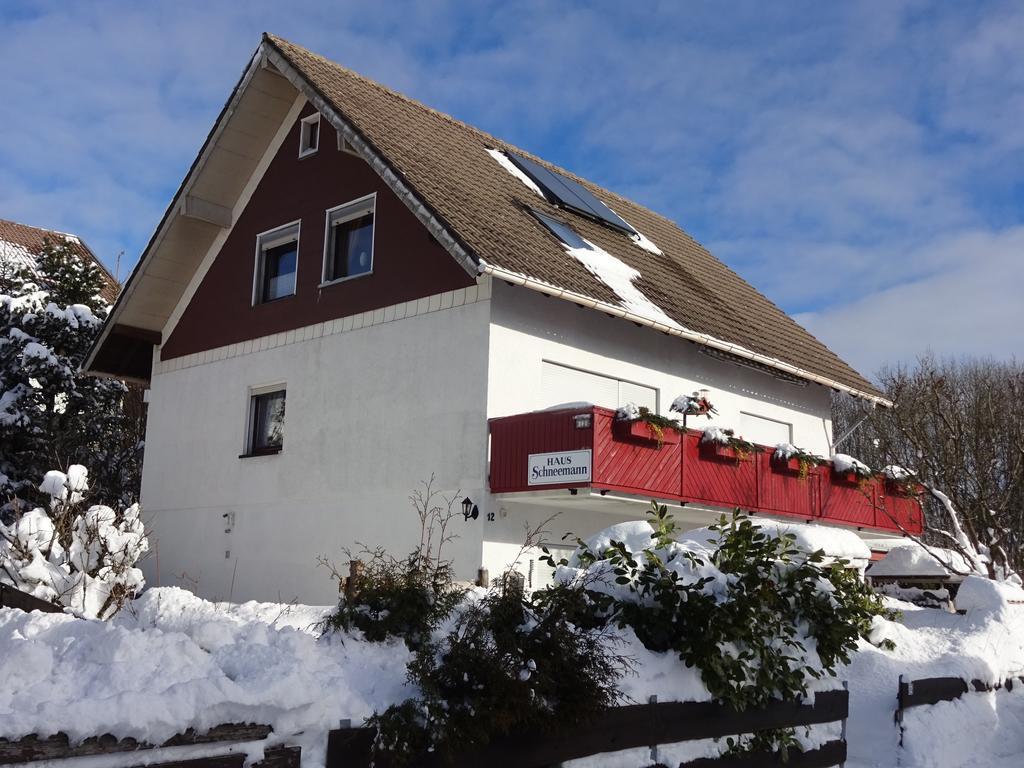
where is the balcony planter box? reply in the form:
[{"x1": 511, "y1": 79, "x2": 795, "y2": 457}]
[
  {"x1": 885, "y1": 479, "x2": 923, "y2": 498},
  {"x1": 613, "y1": 419, "x2": 680, "y2": 445},
  {"x1": 771, "y1": 455, "x2": 803, "y2": 474},
  {"x1": 833, "y1": 470, "x2": 865, "y2": 486},
  {"x1": 700, "y1": 440, "x2": 740, "y2": 462}
]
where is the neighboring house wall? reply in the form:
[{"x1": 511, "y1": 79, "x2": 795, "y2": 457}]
[
  {"x1": 162, "y1": 103, "x2": 475, "y2": 361},
  {"x1": 479, "y1": 281, "x2": 836, "y2": 579},
  {"x1": 142, "y1": 282, "x2": 492, "y2": 604}
]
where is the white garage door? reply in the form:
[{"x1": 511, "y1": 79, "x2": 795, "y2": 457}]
[
  {"x1": 739, "y1": 412, "x2": 793, "y2": 446},
  {"x1": 541, "y1": 361, "x2": 658, "y2": 412}
]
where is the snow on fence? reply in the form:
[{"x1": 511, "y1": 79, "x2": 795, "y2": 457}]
[
  {"x1": 895, "y1": 673, "x2": 1024, "y2": 749},
  {"x1": 326, "y1": 688, "x2": 850, "y2": 768},
  {"x1": 896, "y1": 673, "x2": 1024, "y2": 715},
  {"x1": 0, "y1": 724, "x2": 299, "y2": 768}
]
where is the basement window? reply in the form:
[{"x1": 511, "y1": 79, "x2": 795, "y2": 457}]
[
  {"x1": 242, "y1": 387, "x2": 286, "y2": 457},
  {"x1": 322, "y1": 193, "x2": 375, "y2": 284},
  {"x1": 254, "y1": 221, "x2": 299, "y2": 304},
  {"x1": 299, "y1": 113, "x2": 320, "y2": 158}
]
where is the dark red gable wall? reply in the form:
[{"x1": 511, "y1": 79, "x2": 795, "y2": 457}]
[{"x1": 161, "y1": 104, "x2": 476, "y2": 361}]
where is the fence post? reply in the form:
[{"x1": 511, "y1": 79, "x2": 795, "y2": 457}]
[
  {"x1": 840, "y1": 681, "x2": 848, "y2": 768},
  {"x1": 648, "y1": 695, "x2": 659, "y2": 765}
]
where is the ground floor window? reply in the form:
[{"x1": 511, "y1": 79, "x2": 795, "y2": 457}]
[{"x1": 245, "y1": 387, "x2": 286, "y2": 456}]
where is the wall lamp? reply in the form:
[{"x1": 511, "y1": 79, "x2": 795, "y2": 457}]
[{"x1": 461, "y1": 497, "x2": 480, "y2": 521}]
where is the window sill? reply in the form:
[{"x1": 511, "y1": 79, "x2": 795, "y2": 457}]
[
  {"x1": 319, "y1": 270, "x2": 373, "y2": 288},
  {"x1": 298, "y1": 147, "x2": 318, "y2": 159},
  {"x1": 252, "y1": 293, "x2": 296, "y2": 308},
  {"x1": 239, "y1": 448, "x2": 282, "y2": 459}
]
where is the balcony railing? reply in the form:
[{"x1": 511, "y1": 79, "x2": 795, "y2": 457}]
[{"x1": 489, "y1": 405, "x2": 923, "y2": 535}]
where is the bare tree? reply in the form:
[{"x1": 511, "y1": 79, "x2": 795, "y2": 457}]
[{"x1": 833, "y1": 355, "x2": 1024, "y2": 579}]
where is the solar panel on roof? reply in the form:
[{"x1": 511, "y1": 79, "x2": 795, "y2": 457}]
[{"x1": 505, "y1": 152, "x2": 636, "y2": 235}]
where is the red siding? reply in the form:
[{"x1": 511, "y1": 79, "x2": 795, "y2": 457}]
[
  {"x1": 488, "y1": 406, "x2": 924, "y2": 535},
  {"x1": 162, "y1": 104, "x2": 476, "y2": 360}
]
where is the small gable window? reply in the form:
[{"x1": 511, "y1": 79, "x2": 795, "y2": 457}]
[
  {"x1": 243, "y1": 386, "x2": 286, "y2": 457},
  {"x1": 299, "y1": 113, "x2": 320, "y2": 158},
  {"x1": 322, "y1": 194, "x2": 375, "y2": 284},
  {"x1": 254, "y1": 222, "x2": 299, "y2": 304}
]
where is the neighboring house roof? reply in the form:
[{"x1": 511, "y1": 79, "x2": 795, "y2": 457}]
[
  {"x1": 85, "y1": 33, "x2": 885, "y2": 402},
  {"x1": 0, "y1": 218, "x2": 119, "y2": 303}
]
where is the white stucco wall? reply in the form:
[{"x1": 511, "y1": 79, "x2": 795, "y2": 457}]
[
  {"x1": 141, "y1": 287, "x2": 492, "y2": 604},
  {"x1": 479, "y1": 281, "x2": 837, "y2": 578}
]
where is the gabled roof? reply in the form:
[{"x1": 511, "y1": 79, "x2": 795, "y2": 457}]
[
  {"x1": 0, "y1": 218, "x2": 119, "y2": 303},
  {"x1": 87, "y1": 33, "x2": 884, "y2": 403},
  {"x1": 263, "y1": 35, "x2": 882, "y2": 402}
]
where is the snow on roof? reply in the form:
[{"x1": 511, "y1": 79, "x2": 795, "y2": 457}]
[
  {"x1": 564, "y1": 241, "x2": 682, "y2": 331},
  {"x1": 868, "y1": 543, "x2": 976, "y2": 579},
  {"x1": 956, "y1": 575, "x2": 1024, "y2": 612}
]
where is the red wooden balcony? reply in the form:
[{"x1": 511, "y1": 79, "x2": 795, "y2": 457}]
[{"x1": 488, "y1": 406, "x2": 923, "y2": 535}]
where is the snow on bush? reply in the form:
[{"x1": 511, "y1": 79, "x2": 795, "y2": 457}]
[
  {"x1": 550, "y1": 504, "x2": 892, "y2": 757},
  {"x1": 0, "y1": 465, "x2": 147, "y2": 619}
]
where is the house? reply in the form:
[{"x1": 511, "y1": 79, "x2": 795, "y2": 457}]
[
  {"x1": 84, "y1": 34, "x2": 921, "y2": 603},
  {"x1": 0, "y1": 218, "x2": 119, "y2": 303}
]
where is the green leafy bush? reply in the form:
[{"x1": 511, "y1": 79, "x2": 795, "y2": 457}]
[
  {"x1": 367, "y1": 588, "x2": 627, "y2": 763},
  {"x1": 546, "y1": 503, "x2": 894, "y2": 754},
  {"x1": 320, "y1": 548, "x2": 464, "y2": 649}
]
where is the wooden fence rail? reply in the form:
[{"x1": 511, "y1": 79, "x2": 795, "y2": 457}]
[
  {"x1": 0, "y1": 724, "x2": 297, "y2": 768},
  {"x1": 897, "y1": 674, "x2": 1024, "y2": 715},
  {"x1": 327, "y1": 688, "x2": 849, "y2": 768},
  {"x1": 0, "y1": 584, "x2": 64, "y2": 614}
]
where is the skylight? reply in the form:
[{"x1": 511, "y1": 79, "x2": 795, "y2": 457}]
[{"x1": 504, "y1": 151, "x2": 636, "y2": 235}]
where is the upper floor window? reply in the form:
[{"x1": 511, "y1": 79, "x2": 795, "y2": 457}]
[
  {"x1": 322, "y1": 194, "x2": 375, "y2": 284},
  {"x1": 254, "y1": 222, "x2": 299, "y2": 304},
  {"x1": 244, "y1": 386, "x2": 286, "y2": 456},
  {"x1": 299, "y1": 113, "x2": 320, "y2": 158}
]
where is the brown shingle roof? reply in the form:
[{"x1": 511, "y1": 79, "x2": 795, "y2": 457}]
[
  {"x1": 0, "y1": 218, "x2": 119, "y2": 303},
  {"x1": 269, "y1": 35, "x2": 881, "y2": 399}
]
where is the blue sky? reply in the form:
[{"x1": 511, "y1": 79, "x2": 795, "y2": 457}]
[{"x1": 1, "y1": 1, "x2": 1021, "y2": 376}]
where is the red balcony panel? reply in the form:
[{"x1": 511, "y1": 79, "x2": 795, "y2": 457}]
[
  {"x1": 758, "y1": 454, "x2": 819, "y2": 521},
  {"x1": 819, "y1": 472, "x2": 878, "y2": 528},
  {"x1": 681, "y1": 433, "x2": 758, "y2": 511},
  {"x1": 487, "y1": 407, "x2": 924, "y2": 535},
  {"x1": 593, "y1": 409, "x2": 682, "y2": 498},
  {"x1": 489, "y1": 407, "x2": 593, "y2": 493},
  {"x1": 881, "y1": 491, "x2": 925, "y2": 533}
]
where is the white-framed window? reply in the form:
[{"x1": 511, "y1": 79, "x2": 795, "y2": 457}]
[
  {"x1": 540, "y1": 361, "x2": 658, "y2": 412},
  {"x1": 298, "y1": 113, "x2": 320, "y2": 158},
  {"x1": 739, "y1": 412, "x2": 793, "y2": 446},
  {"x1": 321, "y1": 193, "x2": 375, "y2": 285},
  {"x1": 242, "y1": 385, "x2": 286, "y2": 457},
  {"x1": 337, "y1": 134, "x2": 360, "y2": 156},
  {"x1": 253, "y1": 221, "x2": 300, "y2": 305}
]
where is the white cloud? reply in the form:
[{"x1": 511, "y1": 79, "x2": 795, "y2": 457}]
[{"x1": 795, "y1": 227, "x2": 1024, "y2": 375}]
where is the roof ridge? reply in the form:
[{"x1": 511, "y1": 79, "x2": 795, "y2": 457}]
[{"x1": 263, "y1": 34, "x2": 680, "y2": 229}]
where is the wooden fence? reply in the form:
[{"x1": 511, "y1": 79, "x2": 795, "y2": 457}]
[
  {"x1": 895, "y1": 674, "x2": 1024, "y2": 749},
  {"x1": 326, "y1": 688, "x2": 849, "y2": 768},
  {"x1": 0, "y1": 724, "x2": 299, "y2": 768},
  {"x1": 0, "y1": 583, "x2": 64, "y2": 614}
]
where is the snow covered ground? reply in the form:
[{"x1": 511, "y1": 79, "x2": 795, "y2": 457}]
[{"x1": 1, "y1": 579, "x2": 1022, "y2": 767}]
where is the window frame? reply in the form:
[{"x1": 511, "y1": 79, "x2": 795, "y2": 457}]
[
  {"x1": 298, "y1": 113, "x2": 320, "y2": 158},
  {"x1": 252, "y1": 220, "x2": 301, "y2": 306},
  {"x1": 241, "y1": 384, "x2": 287, "y2": 458},
  {"x1": 320, "y1": 192, "x2": 377, "y2": 287}
]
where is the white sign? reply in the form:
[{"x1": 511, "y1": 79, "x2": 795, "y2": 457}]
[{"x1": 528, "y1": 449, "x2": 592, "y2": 486}]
